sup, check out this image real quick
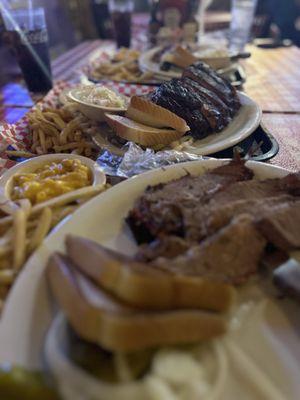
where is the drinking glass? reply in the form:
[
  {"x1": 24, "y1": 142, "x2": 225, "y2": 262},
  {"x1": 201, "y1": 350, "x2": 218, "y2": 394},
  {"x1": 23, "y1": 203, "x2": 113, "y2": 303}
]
[
  {"x1": 196, "y1": 0, "x2": 213, "y2": 44},
  {"x1": 229, "y1": 0, "x2": 258, "y2": 53},
  {"x1": 2, "y1": 7, "x2": 52, "y2": 93},
  {"x1": 109, "y1": 0, "x2": 134, "y2": 48}
]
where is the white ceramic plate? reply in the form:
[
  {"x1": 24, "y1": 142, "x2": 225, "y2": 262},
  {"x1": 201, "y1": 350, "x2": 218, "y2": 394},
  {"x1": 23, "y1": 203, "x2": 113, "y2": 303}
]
[
  {"x1": 0, "y1": 159, "x2": 299, "y2": 399},
  {"x1": 177, "y1": 92, "x2": 261, "y2": 155},
  {"x1": 90, "y1": 92, "x2": 261, "y2": 157},
  {"x1": 139, "y1": 46, "x2": 238, "y2": 80}
]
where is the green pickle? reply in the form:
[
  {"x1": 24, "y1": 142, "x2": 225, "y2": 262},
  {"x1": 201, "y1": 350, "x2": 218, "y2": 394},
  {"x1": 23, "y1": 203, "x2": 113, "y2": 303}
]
[{"x1": 0, "y1": 365, "x2": 59, "y2": 400}]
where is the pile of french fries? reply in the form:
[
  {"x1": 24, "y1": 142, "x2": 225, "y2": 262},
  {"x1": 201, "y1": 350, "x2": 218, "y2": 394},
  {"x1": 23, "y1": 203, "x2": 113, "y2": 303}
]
[
  {"x1": 6, "y1": 105, "x2": 102, "y2": 159},
  {"x1": 91, "y1": 48, "x2": 154, "y2": 83},
  {"x1": 0, "y1": 183, "x2": 108, "y2": 312},
  {"x1": 29, "y1": 106, "x2": 101, "y2": 156}
]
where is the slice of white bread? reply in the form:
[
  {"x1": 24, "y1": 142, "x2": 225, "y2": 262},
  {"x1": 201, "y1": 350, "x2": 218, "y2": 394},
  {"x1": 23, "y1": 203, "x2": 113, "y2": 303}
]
[
  {"x1": 171, "y1": 45, "x2": 198, "y2": 68},
  {"x1": 47, "y1": 253, "x2": 226, "y2": 352},
  {"x1": 66, "y1": 235, "x2": 234, "y2": 312},
  {"x1": 104, "y1": 114, "x2": 185, "y2": 147},
  {"x1": 126, "y1": 96, "x2": 189, "y2": 133}
]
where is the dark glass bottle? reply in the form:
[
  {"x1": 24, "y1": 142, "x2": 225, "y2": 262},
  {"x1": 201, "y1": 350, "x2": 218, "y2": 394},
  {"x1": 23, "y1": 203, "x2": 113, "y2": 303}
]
[
  {"x1": 148, "y1": 0, "x2": 161, "y2": 45},
  {"x1": 91, "y1": 0, "x2": 113, "y2": 39}
]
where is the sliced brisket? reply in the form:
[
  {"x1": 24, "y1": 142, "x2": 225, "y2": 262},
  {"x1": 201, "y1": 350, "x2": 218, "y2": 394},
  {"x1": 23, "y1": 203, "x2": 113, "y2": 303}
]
[
  {"x1": 152, "y1": 215, "x2": 266, "y2": 285},
  {"x1": 256, "y1": 201, "x2": 300, "y2": 251},
  {"x1": 127, "y1": 159, "x2": 254, "y2": 243},
  {"x1": 127, "y1": 160, "x2": 300, "y2": 287}
]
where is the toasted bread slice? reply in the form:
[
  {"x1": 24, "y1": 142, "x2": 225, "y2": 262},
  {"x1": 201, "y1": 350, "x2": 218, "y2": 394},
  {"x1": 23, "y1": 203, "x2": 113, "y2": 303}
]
[
  {"x1": 47, "y1": 253, "x2": 226, "y2": 351},
  {"x1": 66, "y1": 235, "x2": 234, "y2": 312},
  {"x1": 172, "y1": 45, "x2": 198, "y2": 68},
  {"x1": 126, "y1": 96, "x2": 189, "y2": 133},
  {"x1": 104, "y1": 114, "x2": 185, "y2": 146}
]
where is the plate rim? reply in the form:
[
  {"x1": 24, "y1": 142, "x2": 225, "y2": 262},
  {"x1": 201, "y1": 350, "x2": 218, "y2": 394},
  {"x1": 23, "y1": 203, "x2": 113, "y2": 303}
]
[{"x1": 174, "y1": 92, "x2": 262, "y2": 155}]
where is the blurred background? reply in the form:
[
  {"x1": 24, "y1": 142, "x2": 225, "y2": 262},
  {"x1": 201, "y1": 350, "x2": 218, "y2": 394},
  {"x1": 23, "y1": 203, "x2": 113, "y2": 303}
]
[{"x1": 1, "y1": 0, "x2": 300, "y2": 87}]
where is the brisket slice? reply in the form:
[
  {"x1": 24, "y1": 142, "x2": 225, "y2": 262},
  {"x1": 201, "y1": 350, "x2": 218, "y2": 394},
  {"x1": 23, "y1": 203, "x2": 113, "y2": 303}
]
[
  {"x1": 183, "y1": 174, "x2": 300, "y2": 242},
  {"x1": 256, "y1": 201, "x2": 300, "y2": 251},
  {"x1": 151, "y1": 215, "x2": 266, "y2": 285},
  {"x1": 129, "y1": 170, "x2": 300, "y2": 251},
  {"x1": 136, "y1": 195, "x2": 296, "y2": 261},
  {"x1": 183, "y1": 62, "x2": 240, "y2": 114},
  {"x1": 127, "y1": 159, "x2": 254, "y2": 243}
]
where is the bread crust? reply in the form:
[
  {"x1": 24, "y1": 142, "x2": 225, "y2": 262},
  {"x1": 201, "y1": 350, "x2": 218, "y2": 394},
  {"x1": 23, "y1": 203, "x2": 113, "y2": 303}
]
[
  {"x1": 126, "y1": 96, "x2": 190, "y2": 133},
  {"x1": 66, "y1": 235, "x2": 235, "y2": 312},
  {"x1": 47, "y1": 253, "x2": 226, "y2": 352},
  {"x1": 104, "y1": 114, "x2": 186, "y2": 146}
]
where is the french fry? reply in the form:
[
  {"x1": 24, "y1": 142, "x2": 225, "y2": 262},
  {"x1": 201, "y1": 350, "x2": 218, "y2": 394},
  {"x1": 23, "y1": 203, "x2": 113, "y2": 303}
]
[
  {"x1": 28, "y1": 207, "x2": 52, "y2": 253},
  {"x1": 0, "y1": 270, "x2": 15, "y2": 285},
  {"x1": 38, "y1": 129, "x2": 47, "y2": 153},
  {"x1": 36, "y1": 146, "x2": 44, "y2": 155},
  {"x1": 91, "y1": 48, "x2": 152, "y2": 83},
  {"x1": 12, "y1": 208, "x2": 27, "y2": 271},
  {"x1": 39, "y1": 121, "x2": 60, "y2": 137},
  {"x1": 5, "y1": 150, "x2": 35, "y2": 158},
  {"x1": 59, "y1": 118, "x2": 79, "y2": 145},
  {"x1": 18, "y1": 199, "x2": 32, "y2": 217},
  {"x1": 0, "y1": 179, "x2": 109, "y2": 310},
  {"x1": 26, "y1": 106, "x2": 101, "y2": 156},
  {"x1": 50, "y1": 205, "x2": 78, "y2": 227},
  {"x1": 54, "y1": 141, "x2": 95, "y2": 152},
  {"x1": 52, "y1": 136, "x2": 59, "y2": 146},
  {"x1": 0, "y1": 199, "x2": 21, "y2": 216},
  {"x1": 32, "y1": 128, "x2": 38, "y2": 143},
  {"x1": 0, "y1": 245, "x2": 11, "y2": 258},
  {"x1": 31, "y1": 183, "x2": 105, "y2": 213},
  {"x1": 0, "y1": 229, "x2": 12, "y2": 247},
  {"x1": 44, "y1": 112, "x2": 66, "y2": 130}
]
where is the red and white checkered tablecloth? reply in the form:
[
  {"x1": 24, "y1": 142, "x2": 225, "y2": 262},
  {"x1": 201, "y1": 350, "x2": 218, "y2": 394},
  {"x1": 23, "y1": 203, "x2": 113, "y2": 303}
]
[{"x1": 0, "y1": 80, "x2": 154, "y2": 175}]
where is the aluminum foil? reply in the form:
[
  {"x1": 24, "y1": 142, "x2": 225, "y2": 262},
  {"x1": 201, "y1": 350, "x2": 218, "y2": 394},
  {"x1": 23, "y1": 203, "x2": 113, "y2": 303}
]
[{"x1": 97, "y1": 142, "x2": 204, "y2": 178}]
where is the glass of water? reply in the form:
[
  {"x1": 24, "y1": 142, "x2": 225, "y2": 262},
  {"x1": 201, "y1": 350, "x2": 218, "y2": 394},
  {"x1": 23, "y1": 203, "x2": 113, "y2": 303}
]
[{"x1": 229, "y1": 0, "x2": 258, "y2": 53}]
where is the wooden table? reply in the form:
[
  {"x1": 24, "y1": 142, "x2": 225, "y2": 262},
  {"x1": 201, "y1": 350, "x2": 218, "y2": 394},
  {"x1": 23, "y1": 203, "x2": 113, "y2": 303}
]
[{"x1": 0, "y1": 41, "x2": 299, "y2": 171}]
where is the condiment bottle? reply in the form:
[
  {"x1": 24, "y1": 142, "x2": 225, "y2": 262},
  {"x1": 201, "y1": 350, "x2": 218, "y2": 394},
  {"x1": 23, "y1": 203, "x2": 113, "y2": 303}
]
[{"x1": 148, "y1": 0, "x2": 161, "y2": 45}]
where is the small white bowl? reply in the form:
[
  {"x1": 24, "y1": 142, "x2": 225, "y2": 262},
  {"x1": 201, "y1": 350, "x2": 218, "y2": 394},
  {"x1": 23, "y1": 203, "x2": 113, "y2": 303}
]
[
  {"x1": 67, "y1": 86, "x2": 129, "y2": 122},
  {"x1": 0, "y1": 153, "x2": 106, "y2": 205}
]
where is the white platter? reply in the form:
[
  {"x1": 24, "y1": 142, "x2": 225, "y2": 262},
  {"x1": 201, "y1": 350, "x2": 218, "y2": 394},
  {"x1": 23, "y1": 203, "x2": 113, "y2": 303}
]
[
  {"x1": 92, "y1": 92, "x2": 261, "y2": 157},
  {"x1": 0, "y1": 159, "x2": 299, "y2": 399},
  {"x1": 139, "y1": 46, "x2": 239, "y2": 81}
]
